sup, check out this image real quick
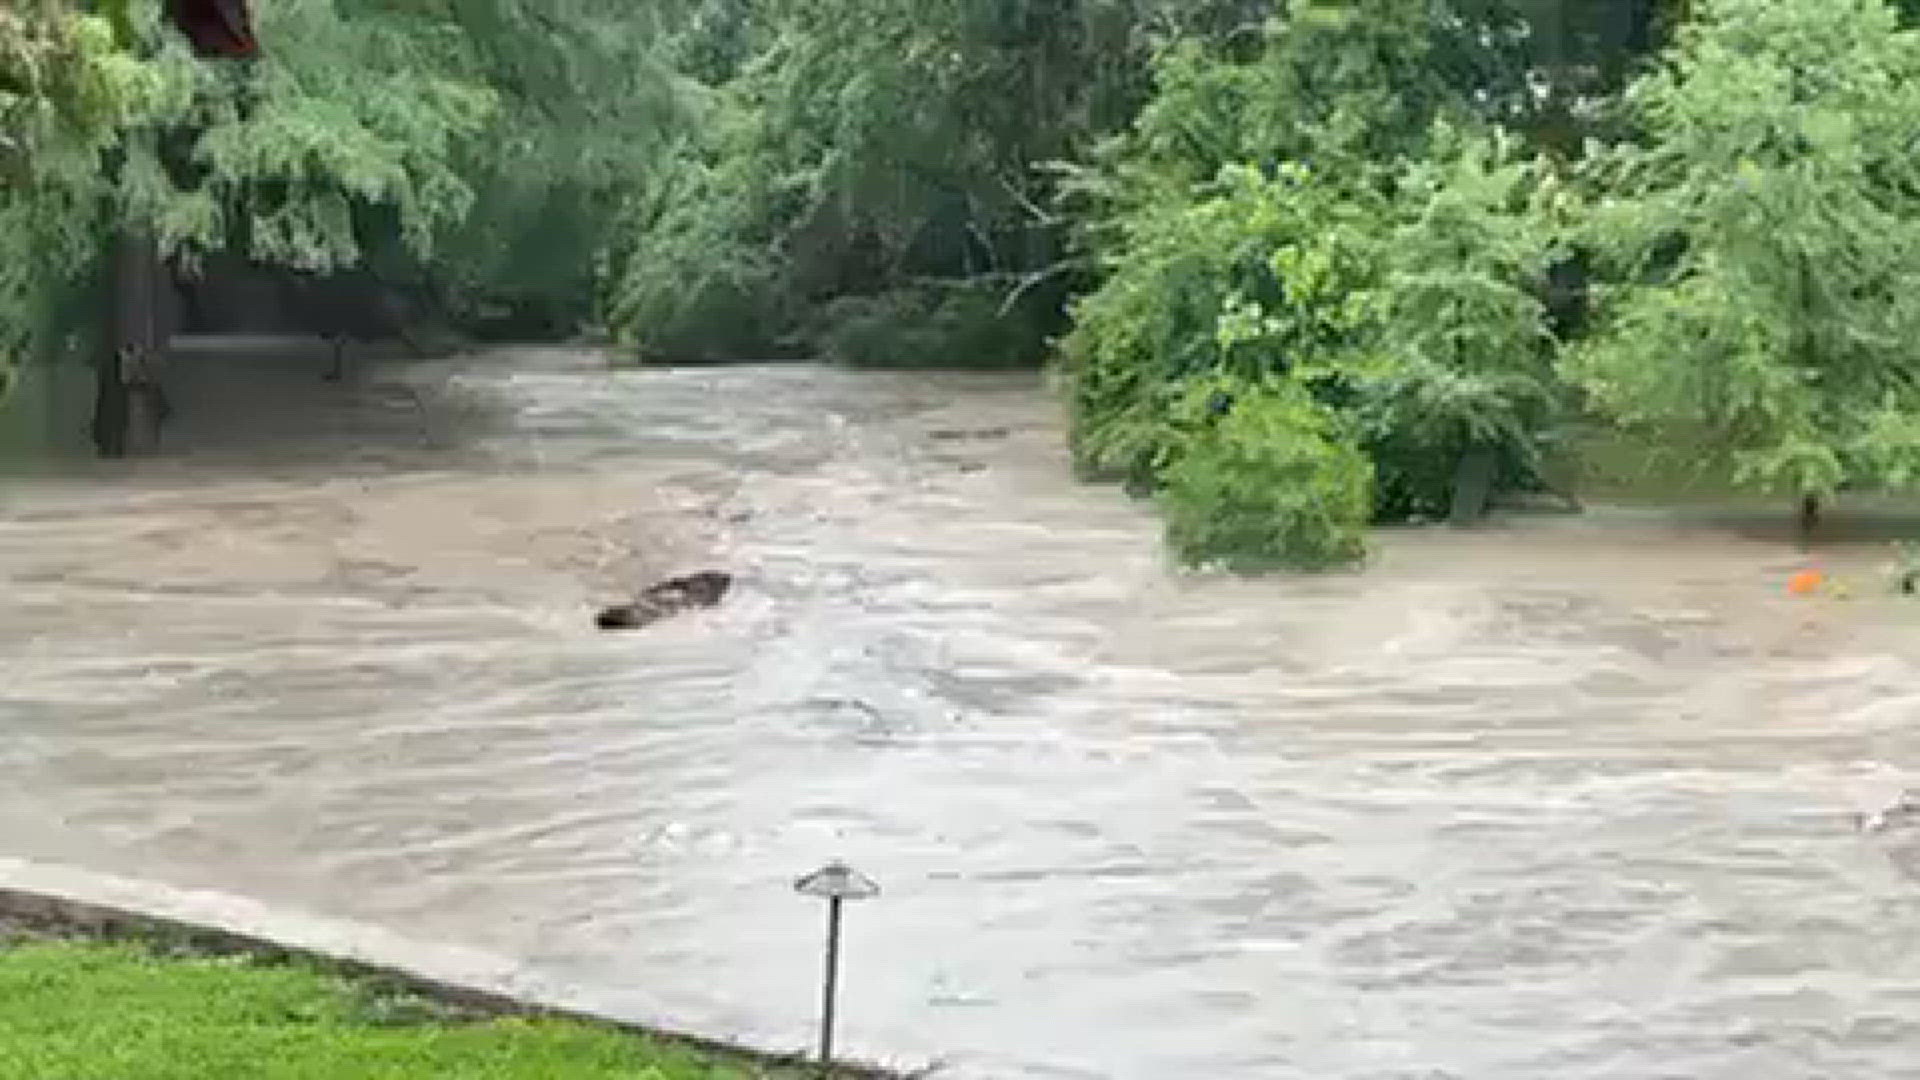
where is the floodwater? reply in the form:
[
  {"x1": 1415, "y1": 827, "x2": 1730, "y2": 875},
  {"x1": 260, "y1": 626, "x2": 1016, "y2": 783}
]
[{"x1": 6, "y1": 339, "x2": 1920, "y2": 1079}]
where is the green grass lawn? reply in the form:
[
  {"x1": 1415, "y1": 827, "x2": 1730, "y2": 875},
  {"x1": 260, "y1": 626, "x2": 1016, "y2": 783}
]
[{"x1": 0, "y1": 939, "x2": 801, "y2": 1079}]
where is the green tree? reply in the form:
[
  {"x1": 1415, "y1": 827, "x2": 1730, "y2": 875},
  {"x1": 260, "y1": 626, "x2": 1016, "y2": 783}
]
[
  {"x1": 4, "y1": 0, "x2": 702, "y2": 451},
  {"x1": 420, "y1": 0, "x2": 685, "y2": 337},
  {"x1": 1060, "y1": 158, "x2": 1387, "y2": 489},
  {"x1": 601, "y1": 0, "x2": 1294, "y2": 365},
  {"x1": 1058, "y1": 0, "x2": 1562, "y2": 567},
  {"x1": 1360, "y1": 120, "x2": 1565, "y2": 520},
  {"x1": 1567, "y1": 0, "x2": 1920, "y2": 525},
  {"x1": 0, "y1": 2, "x2": 169, "y2": 417},
  {"x1": 141, "y1": 0, "x2": 495, "y2": 273}
]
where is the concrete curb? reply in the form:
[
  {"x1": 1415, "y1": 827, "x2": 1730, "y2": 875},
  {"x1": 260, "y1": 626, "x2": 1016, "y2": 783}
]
[{"x1": 0, "y1": 857, "x2": 929, "y2": 1079}]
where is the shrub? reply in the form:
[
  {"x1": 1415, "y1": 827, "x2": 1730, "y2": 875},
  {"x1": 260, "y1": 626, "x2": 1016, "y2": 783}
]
[
  {"x1": 812, "y1": 278, "x2": 1052, "y2": 369},
  {"x1": 1161, "y1": 382, "x2": 1374, "y2": 571},
  {"x1": 1058, "y1": 161, "x2": 1383, "y2": 490}
]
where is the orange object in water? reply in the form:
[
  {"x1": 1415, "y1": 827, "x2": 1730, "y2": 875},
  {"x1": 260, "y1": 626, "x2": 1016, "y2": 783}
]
[{"x1": 1788, "y1": 569, "x2": 1825, "y2": 595}]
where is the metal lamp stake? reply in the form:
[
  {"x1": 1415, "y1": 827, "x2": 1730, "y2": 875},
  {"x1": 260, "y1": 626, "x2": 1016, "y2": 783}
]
[{"x1": 794, "y1": 860, "x2": 880, "y2": 1069}]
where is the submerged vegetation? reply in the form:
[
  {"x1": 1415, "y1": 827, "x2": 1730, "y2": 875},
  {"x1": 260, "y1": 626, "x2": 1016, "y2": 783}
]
[{"x1": 11, "y1": 0, "x2": 1920, "y2": 567}]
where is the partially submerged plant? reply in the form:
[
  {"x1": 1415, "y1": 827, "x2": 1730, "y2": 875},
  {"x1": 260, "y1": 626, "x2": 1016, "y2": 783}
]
[{"x1": 1889, "y1": 541, "x2": 1920, "y2": 595}]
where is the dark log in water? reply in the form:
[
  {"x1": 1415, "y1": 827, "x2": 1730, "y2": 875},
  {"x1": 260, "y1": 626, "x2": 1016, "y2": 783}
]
[{"x1": 595, "y1": 571, "x2": 733, "y2": 630}]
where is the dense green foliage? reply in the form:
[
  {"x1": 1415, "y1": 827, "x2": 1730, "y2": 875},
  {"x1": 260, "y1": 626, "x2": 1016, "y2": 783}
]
[
  {"x1": 0, "y1": 938, "x2": 802, "y2": 1078},
  {"x1": 156, "y1": 0, "x2": 495, "y2": 272},
  {"x1": 1570, "y1": 0, "x2": 1920, "y2": 502},
  {"x1": 1058, "y1": 0, "x2": 1920, "y2": 567},
  {"x1": 421, "y1": 1, "x2": 683, "y2": 335},
  {"x1": 601, "y1": 0, "x2": 1316, "y2": 364},
  {"x1": 14, "y1": 0, "x2": 1920, "y2": 569},
  {"x1": 1161, "y1": 379, "x2": 1374, "y2": 570},
  {"x1": 2, "y1": 0, "x2": 678, "y2": 363},
  {"x1": 1059, "y1": 2, "x2": 1569, "y2": 562},
  {"x1": 1361, "y1": 123, "x2": 1566, "y2": 520},
  {"x1": 0, "y1": 1, "x2": 156, "y2": 400},
  {"x1": 610, "y1": 0, "x2": 1078, "y2": 361}
]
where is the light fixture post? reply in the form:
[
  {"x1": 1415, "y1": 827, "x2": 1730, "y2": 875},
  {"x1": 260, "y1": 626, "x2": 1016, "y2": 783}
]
[{"x1": 794, "y1": 860, "x2": 880, "y2": 1069}]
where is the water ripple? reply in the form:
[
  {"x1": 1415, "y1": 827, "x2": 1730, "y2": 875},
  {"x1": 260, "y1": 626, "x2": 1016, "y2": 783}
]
[{"x1": 5, "y1": 345, "x2": 1920, "y2": 1077}]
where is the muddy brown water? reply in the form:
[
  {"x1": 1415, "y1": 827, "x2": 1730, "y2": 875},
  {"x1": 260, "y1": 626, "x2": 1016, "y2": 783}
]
[{"x1": 6, "y1": 339, "x2": 1920, "y2": 1078}]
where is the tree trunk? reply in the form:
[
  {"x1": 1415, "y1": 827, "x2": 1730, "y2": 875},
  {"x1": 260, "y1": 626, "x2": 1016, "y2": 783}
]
[
  {"x1": 1798, "y1": 492, "x2": 1820, "y2": 548},
  {"x1": 88, "y1": 350, "x2": 128, "y2": 457},
  {"x1": 1450, "y1": 444, "x2": 1498, "y2": 526},
  {"x1": 92, "y1": 221, "x2": 169, "y2": 458}
]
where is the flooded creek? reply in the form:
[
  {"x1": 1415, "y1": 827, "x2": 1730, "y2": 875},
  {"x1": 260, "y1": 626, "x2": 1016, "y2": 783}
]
[{"x1": 5, "y1": 339, "x2": 1920, "y2": 1078}]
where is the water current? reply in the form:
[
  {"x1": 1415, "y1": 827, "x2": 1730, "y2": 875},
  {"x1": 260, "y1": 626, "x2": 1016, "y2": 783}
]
[{"x1": 6, "y1": 339, "x2": 1920, "y2": 1078}]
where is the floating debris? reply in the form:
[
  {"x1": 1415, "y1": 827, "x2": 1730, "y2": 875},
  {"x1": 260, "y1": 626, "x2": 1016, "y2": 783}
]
[
  {"x1": 594, "y1": 570, "x2": 732, "y2": 630},
  {"x1": 1787, "y1": 568, "x2": 1826, "y2": 596},
  {"x1": 1858, "y1": 788, "x2": 1920, "y2": 833},
  {"x1": 928, "y1": 427, "x2": 1010, "y2": 442}
]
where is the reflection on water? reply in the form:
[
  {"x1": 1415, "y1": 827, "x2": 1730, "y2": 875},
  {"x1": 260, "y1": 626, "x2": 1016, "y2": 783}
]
[{"x1": 6, "y1": 339, "x2": 1920, "y2": 1078}]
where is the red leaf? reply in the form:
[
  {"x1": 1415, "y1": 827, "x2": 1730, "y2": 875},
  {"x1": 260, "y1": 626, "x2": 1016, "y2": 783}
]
[{"x1": 164, "y1": 0, "x2": 258, "y2": 59}]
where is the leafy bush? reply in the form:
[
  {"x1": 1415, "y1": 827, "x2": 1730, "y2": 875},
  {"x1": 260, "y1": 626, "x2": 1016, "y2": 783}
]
[
  {"x1": 1161, "y1": 381, "x2": 1374, "y2": 570},
  {"x1": 813, "y1": 279, "x2": 1053, "y2": 369},
  {"x1": 1059, "y1": 160, "x2": 1384, "y2": 489}
]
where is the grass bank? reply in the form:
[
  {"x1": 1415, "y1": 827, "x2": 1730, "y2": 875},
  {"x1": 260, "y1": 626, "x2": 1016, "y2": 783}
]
[{"x1": 0, "y1": 936, "x2": 813, "y2": 1079}]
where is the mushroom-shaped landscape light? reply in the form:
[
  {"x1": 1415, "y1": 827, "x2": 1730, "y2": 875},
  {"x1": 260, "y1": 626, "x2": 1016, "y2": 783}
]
[{"x1": 794, "y1": 860, "x2": 880, "y2": 1067}]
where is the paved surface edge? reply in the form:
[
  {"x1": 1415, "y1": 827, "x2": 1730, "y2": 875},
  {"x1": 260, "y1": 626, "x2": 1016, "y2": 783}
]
[{"x1": 0, "y1": 856, "x2": 923, "y2": 1078}]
